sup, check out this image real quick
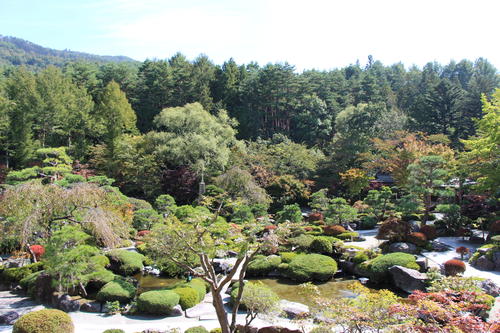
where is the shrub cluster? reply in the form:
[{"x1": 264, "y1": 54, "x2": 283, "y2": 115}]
[
  {"x1": 368, "y1": 252, "x2": 419, "y2": 273},
  {"x1": 323, "y1": 225, "x2": 346, "y2": 236},
  {"x1": 96, "y1": 279, "x2": 136, "y2": 302},
  {"x1": 106, "y1": 250, "x2": 145, "y2": 275},
  {"x1": 13, "y1": 309, "x2": 74, "y2": 333},
  {"x1": 281, "y1": 253, "x2": 337, "y2": 282},
  {"x1": 173, "y1": 287, "x2": 199, "y2": 310},
  {"x1": 137, "y1": 290, "x2": 180, "y2": 315},
  {"x1": 247, "y1": 255, "x2": 281, "y2": 277},
  {"x1": 185, "y1": 326, "x2": 209, "y2": 333},
  {"x1": 406, "y1": 232, "x2": 427, "y2": 247},
  {"x1": 336, "y1": 232, "x2": 359, "y2": 240},
  {"x1": 1, "y1": 262, "x2": 43, "y2": 283}
]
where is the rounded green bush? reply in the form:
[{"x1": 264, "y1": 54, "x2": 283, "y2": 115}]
[
  {"x1": 336, "y1": 232, "x2": 359, "y2": 240},
  {"x1": 90, "y1": 255, "x2": 110, "y2": 268},
  {"x1": 85, "y1": 269, "x2": 115, "y2": 289},
  {"x1": 279, "y1": 252, "x2": 298, "y2": 263},
  {"x1": 106, "y1": 250, "x2": 145, "y2": 275},
  {"x1": 96, "y1": 279, "x2": 136, "y2": 303},
  {"x1": 247, "y1": 255, "x2": 281, "y2": 277},
  {"x1": 102, "y1": 330, "x2": 125, "y2": 333},
  {"x1": 174, "y1": 287, "x2": 199, "y2": 310},
  {"x1": 137, "y1": 290, "x2": 180, "y2": 315},
  {"x1": 186, "y1": 279, "x2": 207, "y2": 300},
  {"x1": 210, "y1": 328, "x2": 222, "y2": 333},
  {"x1": 369, "y1": 252, "x2": 419, "y2": 273},
  {"x1": 310, "y1": 237, "x2": 333, "y2": 254},
  {"x1": 13, "y1": 309, "x2": 74, "y2": 333},
  {"x1": 353, "y1": 252, "x2": 369, "y2": 264},
  {"x1": 185, "y1": 326, "x2": 209, "y2": 333},
  {"x1": 284, "y1": 254, "x2": 337, "y2": 282}
]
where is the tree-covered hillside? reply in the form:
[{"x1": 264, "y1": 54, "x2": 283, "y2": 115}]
[{"x1": 0, "y1": 35, "x2": 137, "y2": 69}]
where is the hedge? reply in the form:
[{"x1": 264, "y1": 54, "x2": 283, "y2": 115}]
[
  {"x1": 247, "y1": 255, "x2": 281, "y2": 277},
  {"x1": 13, "y1": 309, "x2": 74, "y2": 333},
  {"x1": 368, "y1": 252, "x2": 419, "y2": 273},
  {"x1": 185, "y1": 326, "x2": 209, "y2": 333},
  {"x1": 137, "y1": 290, "x2": 180, "y2": 315},
  {"x1": 96, "y1": 279, "x2": 136, "y2": 303},
  {"x1": 310, "y1": 237, "x2": 333, "y2": 254},
  {"x1": 1, "y1": 262, "x2": 43, "y2": 283},
  {"x1": 279, "y1": 252, "x2": 298, "y2": 263},
  {"x1": 174, "y1": 287, "x2": 199, "y2": 310},
  {"x1": 106, "y1": 250, "x2": 145, "y2": 275},
  {"x1": 282, "y1": 254, "x2": 337, "y2": 282}
]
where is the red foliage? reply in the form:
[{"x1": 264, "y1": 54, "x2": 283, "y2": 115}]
[
  {"x1": 307, "y1": 212, "x2": 324, "y2": 223},
  {"x1": 264, "y1": 225, "x2": 277, "y2": 231},
  {"x1": 137, "y1": 230, "x2": 151, "y2": 237},
  {"x1": 376, "y1": 216, "x2": 411, "y2": 241},
  {"x1": 456, "y1": 246, "x2": 470, "y2": 255},
  {"x1": 444, "y1": 259, "x2": 466, "y2": 276},
  {"x1": 29, "y1": 245, "x2": 45, "y2": 260},
  {"x1": 406, "y1": 232, "x2": 428, "y2": 247},
  {"x1": 303, "y1": 226, "x2": 313, "y2": 232},
  {"x1": 323, "y1": 224, "x2": 347, "y2": 236},
  {"x1": 419, "y1": 225, "x2": 437, "y2": 240}
]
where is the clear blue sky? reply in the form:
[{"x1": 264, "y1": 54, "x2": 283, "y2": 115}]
[{"x1": 1, "y1": 0, "x2": 499, "y2": 71}]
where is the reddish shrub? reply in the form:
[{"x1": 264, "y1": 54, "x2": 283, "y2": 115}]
[
  {"x1": 456, "y1": 246, "x2": 470, "y2": 260},
  {"x1": 444, "y1": 259, "x2": 466, "y2": 276},
  {"x1": 376, "y1": 216, "x2": 411, "y2": 242},
  {"x1": 29, "y1": 245, "x2": 45, "y2": 260},
  {"x1": 489, "y1": 220, "x2": 500, "y2": 235},
  {"x1": 406, "y1": 232, "x2": 427, "y2": 247},
  {"x1": 307, "y1": 212, "x2": 324, "y2": 222},
  {"x1": 264, "y1": 225, "x2": 277, "y2": 231},
  {"x1": 323, "y1": 225, "x2": 346, "y2": 236},
  {"x1": 419, "y1": 225, "x2": 437, "y2": 240},
  {"x1": 135, "y1": 241, "x2": 144, "y2": 246},
  {"x1": 304, "y1": 226, "x2": 313, "y2": 232},
  {"x1": 137, "y1": 230, "x2": 151, "y2": 238}
]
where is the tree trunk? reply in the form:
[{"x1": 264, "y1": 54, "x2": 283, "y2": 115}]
[{"x1": 211, "y1": 284, "x2": 231, "y2": 333}]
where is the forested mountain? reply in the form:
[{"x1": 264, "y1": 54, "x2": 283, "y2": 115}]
[{"x1": 0, "y1": 35, "x2": 137, "y2": 69}]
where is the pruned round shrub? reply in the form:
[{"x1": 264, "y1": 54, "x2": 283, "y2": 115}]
[
  {"x1": 96, "y1": 279, "x2": 136, "y2": 303},
  {"x1": 419, "y1": 225, "x2": 437, "y2": 240},
  {"x1": 102, "y1": 330, "x2": 125, "y2": 333},
  {"x1": 307, "y1": 212, "x2": 324, "y2": 222},
  {"x1": 174, "y1": 287, "x2": 199, "y2": 310},
  {"x1": 353, "y1": 252, "x2": 369, "y2": 264},
  {"x1": 455, "y1": 246, "x2": 470, "y2": 258},
  {"x1": 13, "y1": 309, "x2": 74, "y2": 333},
  {"x1": 444, "y1": 259, "x2": 466, "y2": 276},
  {"x1": 283, "y1": 254, "x2": 337, "y2": 282},
  {"x1": 310, "y1": 237, "x2": 333, "y2": 254},
  {"x1": 185, "y1": 326, "x2": 209, "y2": 333},
  {"x1": 406, "y1": 232, "x2": 427, "y2": 247},
  {"x1": 369, "y1": 252, "x2": 419, "y2": 274},
  {"x1": 1, "y1": 262, "x2": 43, "y2": 283},
  {"x1": 247, "y1": 255, "x2": 281, "y2": 277},
  {"x1": 106, "y1": 250, "x2": 145, "y2": 275},
  {"x1": 337, "y1": 232, "x2": 359, "y2": 240},
  {"x1": 137, "y1": 290, "x2": 180, "y2": 315},
  {"x1": 90, "y1": 255, "x2": 110, "y2": 268},
  {"x1": 187, "y1": 278, "x2": 209, "y2": 299},
  {"x1": 210, "y1": 328, "x2": 222, "y2": 333},
  {"x1": 323, "y1": 225, "x2": 346, "y2": 236},
  {"x1": 279, "y1": 252, "x2": 298, "y2": 263},
  {"x1": 85, "y1": 269, "x2": 116, "y2": 290}
]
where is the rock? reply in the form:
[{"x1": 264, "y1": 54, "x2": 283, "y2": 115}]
[
  {"x1": 475, "y1": 255, "x2": 495, "y2": 271},
  {"x1": 389, "y1": 265, "x2": 427, "y2": 294},
  {"x1": 33, "y1": 273, "x2": 55, "y2": 303},
  {"x1": 429, "y1": 241, "x2": 451, "y2": 252},
  {"x1": 388, "y1": 242, "x2": 418, "y2": 254},
  {"x1": 80, "y1": 300, "x2": 101, "y2": 313},
  {"x1": 279, "y1": 300, "x2": 309, "y2": 319},
  {"x1": 416, "y1": 258, "x2": 428, "y2": 271},
  {"x1": 480, "y1": 279, "x2": 500, "y2": 297},
  {"x1": 408, "y1": 220, "x2": 421, "y2": 232},
  {"x1": 340, "y1": 260, "x2": 356, "y2": 275},
  {"x1": 469, "y1": 236, "x2": 486, "y2": 244},
  {"x1": 169, "y1": 304, "x2": 183, "y2": 316},
  {"x1": 185, "y1": 303, "x2": 214, "y2": 318},
  {"x1": 258, "y1": 327, "x2": 302, "y2": 333},
  {"x1": 492, "y1": 251, "x2": 500, "y2": 271},
  {"x1": 0, "y1": 311, "x2": 19, "y2": 325},
  {"x1": 53, "y1": 294, "x2": 81, "y2": 312}
]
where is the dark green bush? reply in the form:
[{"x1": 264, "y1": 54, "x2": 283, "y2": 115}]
[
  {"x1": 247, "y1": 255, "x2": 281, "y2": 277},
  {"x1": 96, "y1": 279, "x2": 136, "y2": 303},
  {"x1": 102, "y1": 330, "x2": 125, "y2": 333},
  {"x1": 283, "y1": 254, "x2": 337, "y2": 282},
  {"x1": 369, "y1": 252, "x2": 419, "y2": 273},
  {"x1": 173, "y1": 287, "x2": 199, "y2": 310},
  {"x1": 90, "y1": 255, "x2": 110, "y2": 268},
  {"x1": 279, "y1": 252, "x2": 298, "y2": 263},
  {"x1": 352, "y1": 252, "x2": 369, "y2": 264},
  {"x1": 310, "y1": 237, "x2": 333, "y2": 254},
  {"x1": 288, "y1": 234, "x2": 315, "y2": 250},
  {"x1": 336, "y1": 232, "x2": 359, "y2": 240},
  {"x1": 1, "y1": 262, "x2": 43, "y2": 283},
  {"x1": 106, "y1": 250, "x2": 145, "y2": 275},
  {"x1": 85, "y1": 269, "x2": 116, "y2": 289},
  {"x1": 13, "y1": 309, "x2": 74, "y2": 333},
  {"x1": 137, "y1": 290, "x2": 180, "y2": 315},
  {"x1": 185, "y1": 326, "x2": 209, "y2": 333},
  {"x1": 358, "y1": 215, "x2": 378, "y2": 230}
]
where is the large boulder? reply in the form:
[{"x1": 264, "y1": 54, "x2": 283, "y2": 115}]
[
  {"x1": 53, "y1": 294, "x2": 81, "y2": 312},
  {"x1": 492, "y1": 251, "x2": 500, "y2": 271},
  {"x1": 388, "y1": 242, "x2": 418, "y2": 254},
  {"x1": 0, "y1": 311, "x2": 19, "y2": 325},
  {"x1": 475, "y1": 255, "x2": 495, "y2": 271},
  {"x1": 33, "y1": 273, "x2": 55, "y2": 303},
  {"x1": 480, "y1": 279, "x2": 500, "y2": 297},
  {"x1": 279, "y1": 300, "x2": 309, "y2": 319},
  {"x1": 389, "y1": 265, "x2": 427, "y2": 294},
  {"x1": 80, "y1": 300, "x2": 101, "y2": 313}
]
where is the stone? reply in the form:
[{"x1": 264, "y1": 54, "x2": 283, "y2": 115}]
[
  {"x1": 388, "y1": 242, "x2": 418, "y2": 254},
  {"x1": 429, "y1": 241, "x2": 451, "y2": 252},
  {"x1": 258, "y1": 327, "x2": 302, "y2": 333},
  {"x1": 169, "y1": 304, "x2": 183, "y2": 316},
  {"x1": 33, "y1": 273, "x2": 55, "y2": 303},
  {"x1": 416, "y1": 258, "x2": 428, "y2": 271},
  {"x1": 492, "y1": 251, "x2": 500, "y2": 271},
  {"x1": 475, "y1": 255, "x2": 495, "y2": 271},
  {"x1": 469, "y1": 236, "x2": 486, "y2": 244},
  {"x1": 279, "y1": 300, "x2": 309, "y2": 319},
  {"x1": 0, "y1": 311, "x2": 19, "y2": 325},
  {"x1": 480, "y1": 279, "x2": 500, "y2": 297},
  {"x1": 80, "y1": 300, "x2": 101, "y2": 313},
  {"x1": 389, "y1": 265, "x2": 427, "y2": 294},
  {"x1": 53, "y1": 294, "x2": 81, "y2": 312},
  {"x1": 408, "y1": 220, "x2": 421, "y2": 232}
]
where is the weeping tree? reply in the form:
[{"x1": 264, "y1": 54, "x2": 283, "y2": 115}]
[{"x1": 0, "y1": 182, "x2": 131, "y2": 249}]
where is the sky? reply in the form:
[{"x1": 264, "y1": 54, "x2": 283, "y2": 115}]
[{"x1": 1, "y1": 0, "x2": 499, "y2": 71}]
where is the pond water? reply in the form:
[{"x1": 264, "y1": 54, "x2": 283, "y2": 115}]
[{"x1": 133, "y1": 273, "x2": 360, "y2": 306}]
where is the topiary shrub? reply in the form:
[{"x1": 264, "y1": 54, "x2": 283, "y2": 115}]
[
  {"x1": 102, "y1": 330, "x2": 125, "y2": 333},
  {"x1": 337, "y1": 232, "x2": 359, "y2": 241},
  {"x1": 106, "y1": 250, "x2": 145, "y2": 275},
  {"x1": 185, "y1": 326, "x2": 209, "y2": 333},
  {"x1": 247, "y1": 255, "x2": 282, "y2": 277},
  {"x1": 283, "y1": 254, "x2": 337, "y2": 282},
  {"x1": 352, "y1": 252, "x2": 369, "y2": 264},
  {"x1": 376, "y1": 216, "x2": 411, "y2": 242},
  {"x1": 323, "y1": 225, "x2": 346, "y2": 236},
  {"x1": 279, "y1": 252, "x2": 298, "y2": 263},
  {"x1": 368, "y1": 252, "x2": 419, "y2": 276},
  {"x1": 90, "y1": 255, "x2": 110, "y2": 268},
  {"x1": 455, "y1": 246, "x2": 470, "y2": 260},
  {"x1": 288, "y1": 234, "x2": 315, "y2": 251},
  {"x1": 210, "y1": 328, "x2": 222, "y2": 333},
  {"x1": 310, "y1": 237, "x2": 333, "y2": 254},
  {"x1": 137, "y1": 290, "x2": 180, "y2": 315},
  {"x1": 29, "y1": 245, "x2": 45, "y2": 261},
  {"x1": 96, "y1": 279, "x2": 136, "y2": 303},
  {"x1": 444, "y1": 259, "x2": 466, "y2": 276},
  {"x1": 136, "y1": 230, "x2": 151, "y2": 238},
  {"x1": 406, "y1": 232, "x2": 428, "y2": 247},
  {"x1": 307, "y1": 212, "x2": 324, "y2": 223},
  {"x1": 13, "y1": 309, "x2": 74, "y2": 333},
  {"x1": 419, "y1": 225, "x2": 437, "y2": 240},
  {"x1": 85, "y1": 269, "x2": 116, "y2": 290},
  {"x1": 173, "y1": 287, "x2": 199, "y2": 310}
]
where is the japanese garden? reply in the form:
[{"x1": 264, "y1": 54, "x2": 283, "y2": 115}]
[{"x1": 0, "y1": 35, "x2": 499, "y2": 333}]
